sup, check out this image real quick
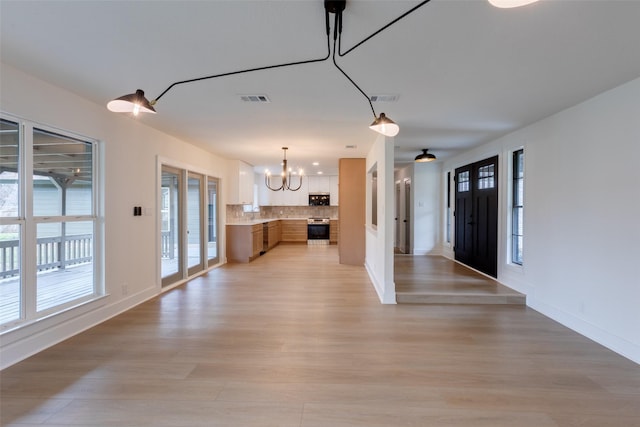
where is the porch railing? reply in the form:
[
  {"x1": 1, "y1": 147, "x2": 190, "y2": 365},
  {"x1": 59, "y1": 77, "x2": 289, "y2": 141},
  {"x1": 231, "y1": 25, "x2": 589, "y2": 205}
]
[{"x1": 0, "y1": 234, "x2": 93, "y2": 279}]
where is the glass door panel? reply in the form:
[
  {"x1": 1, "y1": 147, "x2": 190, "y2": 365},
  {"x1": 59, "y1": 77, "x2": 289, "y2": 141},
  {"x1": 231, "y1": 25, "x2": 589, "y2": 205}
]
[
  {"x1": 207, "y1": 177, "x2": 219, "y2": 265},
  {"x1": 187, "y1": 173, "x2": 203, "y2": 275},
  {"x1": 161, "y1": 167, "x2": 182, "y2": 285}
]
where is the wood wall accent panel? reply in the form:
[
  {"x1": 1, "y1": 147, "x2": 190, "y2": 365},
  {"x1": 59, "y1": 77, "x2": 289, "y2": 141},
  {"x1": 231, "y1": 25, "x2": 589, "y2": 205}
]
[
  {"x1": 330, "y1": 219, "x2": 339, "y2": 244},
  {"x1": 280, "y1": 219, "x2": 307, "y2": 242},
  {"x1": 338, "y1": 158, "x2": 365, "y2": 265}
]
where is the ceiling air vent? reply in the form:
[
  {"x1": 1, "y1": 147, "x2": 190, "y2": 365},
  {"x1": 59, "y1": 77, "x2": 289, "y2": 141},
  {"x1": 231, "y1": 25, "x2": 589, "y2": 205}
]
[
  {"x1": 370, "y1": 94, "x2": 399, "y2": 103},
  {"x1": 239, "y1": 94, "x2": 271, "y2": 103}
]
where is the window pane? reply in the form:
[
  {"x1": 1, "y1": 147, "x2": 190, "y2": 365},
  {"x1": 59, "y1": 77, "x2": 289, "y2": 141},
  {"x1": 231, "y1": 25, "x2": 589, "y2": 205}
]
[
  {"x1": 33, "y1": 128, "x2": 93, "y2": 216},
  {"x1": 1, "y1": 119, "x2": 20, "y2": 218},
  {"x1": 36, "y1": 221, "x2": 94, "y2": 312},
  {"x1": 457, "y1": 171, "x2": 470, "y2": 192},
  {"x1": 512, "y1": 149, "x2": 524, "y2": 265},
  {"x1": 0, "y1": 226, "x2": 21, "y2": 325}
]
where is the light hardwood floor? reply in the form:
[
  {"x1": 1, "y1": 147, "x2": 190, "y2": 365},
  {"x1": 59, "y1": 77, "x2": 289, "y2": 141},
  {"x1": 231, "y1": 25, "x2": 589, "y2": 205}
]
[
  {"x1": 1, "y1": 244, "x2": 639, "y2": 426},
  {"x1": 395, "y1": 255, "x2": 526, "y2": 305}
]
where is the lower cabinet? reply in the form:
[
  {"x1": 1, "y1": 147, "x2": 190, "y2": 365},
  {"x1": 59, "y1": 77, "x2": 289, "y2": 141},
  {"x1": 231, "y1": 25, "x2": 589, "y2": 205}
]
[
  {"x1": 227, "y1": 223, "x2": 264, "y2": 263},
  {"x1": 280, "y1": 220, "x2": 307, "y2": 242},
  {"x1": 267, "y1": 221, "x2": 281, "y2": 249}
]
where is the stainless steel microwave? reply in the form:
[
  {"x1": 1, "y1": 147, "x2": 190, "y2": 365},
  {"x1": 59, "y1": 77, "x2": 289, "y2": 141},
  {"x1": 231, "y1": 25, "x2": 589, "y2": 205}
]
[{"x1": 309, "y1": 193, "x2": 330, "y2": 206}]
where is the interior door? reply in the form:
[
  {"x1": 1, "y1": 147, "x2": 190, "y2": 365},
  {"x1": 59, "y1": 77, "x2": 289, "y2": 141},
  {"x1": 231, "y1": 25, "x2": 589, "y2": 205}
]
[
  {"x1": 454, "y1": 156, "x2": 498, "y2": 277},
  {"x1": 404, "y1": 179, "x2": 411, "y2": 254}
]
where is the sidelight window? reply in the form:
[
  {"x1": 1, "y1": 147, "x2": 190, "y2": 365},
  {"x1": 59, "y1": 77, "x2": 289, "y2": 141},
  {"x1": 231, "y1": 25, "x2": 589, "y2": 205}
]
[{"x1": 511, "y1": 149, "x2": 524, "y2": 265}]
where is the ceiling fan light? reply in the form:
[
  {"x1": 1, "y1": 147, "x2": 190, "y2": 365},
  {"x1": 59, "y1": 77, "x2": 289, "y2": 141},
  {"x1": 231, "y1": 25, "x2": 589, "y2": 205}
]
[
  {"x1": 107, "y1": 89, "x2": 156, "y2": 114},
  {"x1": 487, "y1": 0, "x2": 539, "y2": 8},
  {"x1": 415, "y1": 149, "x2": 436, "y2": 163},
  {"x1": 369, "y1": 113, "x2": 399, "y2": 137}
]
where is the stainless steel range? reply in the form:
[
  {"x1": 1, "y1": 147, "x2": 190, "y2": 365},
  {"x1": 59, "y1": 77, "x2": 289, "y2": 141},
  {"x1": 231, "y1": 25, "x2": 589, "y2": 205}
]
[{"x1": 307, "y1": 217, "x2": 330, "y2": 245}]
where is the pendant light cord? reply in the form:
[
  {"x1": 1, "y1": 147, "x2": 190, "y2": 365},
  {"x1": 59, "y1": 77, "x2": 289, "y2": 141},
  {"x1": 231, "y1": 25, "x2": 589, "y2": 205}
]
[
  {"x1": 331, "y1": 13, "x2": 377, "y2": 119},
  {"x1": 337, "y1": 0, "x2": 432, "y2": 57},
  {"x1": 152, "y1": 10, "x2": 334, "y2": 104},
  {"x1": 146, "y1": 1, "x2": 432, "y2": 107}
]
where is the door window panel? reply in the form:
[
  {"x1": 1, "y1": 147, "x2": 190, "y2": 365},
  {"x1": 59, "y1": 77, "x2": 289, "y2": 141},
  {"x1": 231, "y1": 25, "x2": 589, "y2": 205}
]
[
  {"x1": 207, "y1": 178, "x2": 219, "y2": 263},
  {"x1": 187, "y1": 174, "x2": 202, "y2": 272},
  {"x1": 161, "y1": 168, "x2": 181, "y2": 281}
]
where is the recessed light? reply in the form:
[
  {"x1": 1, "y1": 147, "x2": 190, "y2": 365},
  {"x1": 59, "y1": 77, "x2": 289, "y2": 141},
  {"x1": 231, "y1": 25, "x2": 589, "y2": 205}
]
[
  {"x1": 312, "y1": 162, "x2": 319, "y2": 166},
  {"x1": 317, "y1": 171, "x2": 323, "y2": 175}
]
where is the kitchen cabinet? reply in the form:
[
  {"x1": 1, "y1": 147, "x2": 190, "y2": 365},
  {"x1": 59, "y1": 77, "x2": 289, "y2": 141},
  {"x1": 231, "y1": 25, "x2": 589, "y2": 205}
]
[
  {"x1": 330, "y1": 175, "x2": 339, "y2": 206},
  {"x1": 228, "y1": 160, "x2": 255, "y2": 205},
  {"x1": 267, "y1": 221, "x2": 281, "y2": 249},
  {"x1": 307, "y1": 175, "x2": 331, "y2": 193},
  {"x1": 226, "y1": 223, "x2": 263, "y2": 262},
  {"x1": 280, "y1": 219, "x2": 307, "y2": 242}
]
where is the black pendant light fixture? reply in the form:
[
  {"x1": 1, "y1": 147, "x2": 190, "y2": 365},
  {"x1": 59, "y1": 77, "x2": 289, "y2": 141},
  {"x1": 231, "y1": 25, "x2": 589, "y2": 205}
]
[
  {"x1": 415, "y1": 149, "x2": 436, "y2": 163},
  {"x1": 106, "y1": 0, "x2": 435, "y2": 136},
  {"x1": 107, "y1": 0, "x2": 538, "y2": 134},
  {"x1": 265, "y1": 147, "x2": 303, "y2": 191}
]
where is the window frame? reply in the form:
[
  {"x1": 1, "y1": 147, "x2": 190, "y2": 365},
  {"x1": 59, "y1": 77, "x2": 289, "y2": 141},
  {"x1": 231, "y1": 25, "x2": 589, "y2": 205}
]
[
  {"x1": 510, "y1": 148, "x2": 524, "y2": 266},
  {"x1": 0, "y1": 113, "x2": 103, "y2": 331}
]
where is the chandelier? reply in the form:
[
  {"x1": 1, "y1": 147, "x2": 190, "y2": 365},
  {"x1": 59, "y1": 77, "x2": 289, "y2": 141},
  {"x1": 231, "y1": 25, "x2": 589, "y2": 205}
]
[{"x1": 265, "y1": 147, "x2": 303, "y2": 192}]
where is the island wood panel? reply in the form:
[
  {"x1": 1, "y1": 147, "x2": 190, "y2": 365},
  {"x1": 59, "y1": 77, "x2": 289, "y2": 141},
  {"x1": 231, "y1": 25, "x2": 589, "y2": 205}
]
[
  {"x1": 330, "y1": 219, "x2": 339, "y2": 244},
  {"x1": 280, "y1": 219, "x2": 307, "y2": 242}
]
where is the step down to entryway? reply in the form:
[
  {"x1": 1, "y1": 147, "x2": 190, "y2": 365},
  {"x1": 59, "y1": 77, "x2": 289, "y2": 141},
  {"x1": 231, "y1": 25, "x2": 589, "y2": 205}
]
[{"x1": 396, "y1": 291, "x2": 525, "y2": 305}]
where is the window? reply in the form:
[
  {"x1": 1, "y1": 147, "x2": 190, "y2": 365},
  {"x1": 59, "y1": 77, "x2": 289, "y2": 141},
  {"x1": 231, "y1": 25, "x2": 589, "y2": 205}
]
[
  {"x1": 478, "y1": 164, "x2": 495, "y2": 189},
  {"x1": 511, "y1": 149, "x2": 524, "y2": 265},
  {"x1": 446, "y1": 171, "x2": 451, "y2": 243},
  {"x1": 457, "y1": 170, "x2": 470, "y2": 192},
  {"x1": 0, "y1": 115, "x2": 101, "y2": 329}
]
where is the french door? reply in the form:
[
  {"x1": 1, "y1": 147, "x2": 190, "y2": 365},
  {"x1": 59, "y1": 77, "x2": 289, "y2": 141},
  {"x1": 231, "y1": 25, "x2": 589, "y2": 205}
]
[
  {"x1": 454, "y1": 156, "x2": 498, "y2": 277},
  {"x1": 161, "y1": 166, "x2": 219, "y2": 287}
]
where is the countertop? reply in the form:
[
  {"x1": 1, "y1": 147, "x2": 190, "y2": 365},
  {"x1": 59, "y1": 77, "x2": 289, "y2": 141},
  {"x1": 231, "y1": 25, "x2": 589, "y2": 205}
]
[{"x1": 226, "y1": 218, "x2": 338, "y2": 226}]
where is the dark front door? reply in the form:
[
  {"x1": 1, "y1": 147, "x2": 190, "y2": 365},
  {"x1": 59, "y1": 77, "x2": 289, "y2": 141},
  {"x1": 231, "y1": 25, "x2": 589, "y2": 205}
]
[{"x1": 454, "y1": 156, "x2": 498, "y2": 277}]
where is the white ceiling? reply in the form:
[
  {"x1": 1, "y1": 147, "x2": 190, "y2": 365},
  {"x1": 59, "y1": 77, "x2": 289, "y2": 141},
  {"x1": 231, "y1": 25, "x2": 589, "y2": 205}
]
[{"x1": 2, "y1": 0, "x2": 640, "y2": 175}]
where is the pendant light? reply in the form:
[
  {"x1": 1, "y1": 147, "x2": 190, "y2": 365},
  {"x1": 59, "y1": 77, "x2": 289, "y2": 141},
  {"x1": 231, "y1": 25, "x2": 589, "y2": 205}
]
[
  {"x1": 107, "y1": 0, "x2": 538, "y2": 131},
  {"x1": 370, "y1": 113, "x2": 400, "y2": 137},
  {"x1": 265, "y1": 147, "x2": 304, "y2": 191},
  {"x1": 488, "y1": 0, "x2": 539, "y2": 8},
  {"x1": 106, "y1": 89, "x2": 156, "y2": 115},
  {"x1": 414, "y1": 149, "x2": 436, "y2": 163}
]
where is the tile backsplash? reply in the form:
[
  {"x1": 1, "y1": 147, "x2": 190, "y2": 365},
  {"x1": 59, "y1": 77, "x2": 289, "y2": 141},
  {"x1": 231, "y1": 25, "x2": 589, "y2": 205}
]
[{"x1": 227, "y1": 204, "x2": 338, "y2": 220}]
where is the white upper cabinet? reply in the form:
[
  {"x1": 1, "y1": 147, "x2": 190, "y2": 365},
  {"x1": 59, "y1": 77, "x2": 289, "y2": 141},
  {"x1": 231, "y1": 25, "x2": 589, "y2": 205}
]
[
  {"x1": 228, "y1": 160, "x2": 255, "y2": 205},
  {"x1": 330, "y1": 175, "x2": 339, "y2": 206},
  {"x1": 308, "y1": 175, "x2": 331, "y2": 193}
]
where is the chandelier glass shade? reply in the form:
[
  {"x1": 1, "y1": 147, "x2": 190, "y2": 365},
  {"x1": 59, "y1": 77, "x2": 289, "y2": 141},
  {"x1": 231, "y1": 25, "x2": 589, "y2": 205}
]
[{"x1": 265, "y1": 147, "x2": 304, "y2": 191}]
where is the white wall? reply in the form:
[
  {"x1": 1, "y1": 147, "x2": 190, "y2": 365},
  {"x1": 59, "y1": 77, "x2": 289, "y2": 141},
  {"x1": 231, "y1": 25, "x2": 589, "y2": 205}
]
[
  {"x1": 412, "y1": 162, "x2": 442, "y2": 255},
  {"x1": 365, "y1": 135, "x2": 395, "y2": 304},
  {"x1": 440, "y1": 77, "x2": 640, "y2": 363},
  {"x1": 0, "y1": 63, "x2": 231, "y2": 368}
]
